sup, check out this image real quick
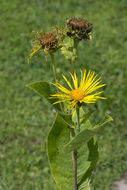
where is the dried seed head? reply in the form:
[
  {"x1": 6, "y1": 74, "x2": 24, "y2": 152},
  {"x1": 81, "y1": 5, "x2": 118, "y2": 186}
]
[
  {"x1": 66, "y1": 17, "x2": 93, "y2": 40},
  {"x1": 67, "y1": 17, "x2": 92, "y2": 32},
  {"x1": 28, "y1": 30, "x2": 63, "y2": 63},
  {"x1": 39, "y1": 33, "x2": 58, "y2": 50}
]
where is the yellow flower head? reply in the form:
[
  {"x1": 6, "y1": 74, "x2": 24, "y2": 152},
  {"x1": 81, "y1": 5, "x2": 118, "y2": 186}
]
[{"x1": 51, "y1": 70, "x2": 106, "y2": 117}]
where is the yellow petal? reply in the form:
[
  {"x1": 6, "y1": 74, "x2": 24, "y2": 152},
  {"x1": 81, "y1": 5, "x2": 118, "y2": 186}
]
[
  {"x1": 51, "y1": 93, "x2": 71, "y2": 98},
  {"x1": 51, "y1": 82, "x2": 70, "y2": 94},
  {"x1": 62, "y1": 74, "x2": 73, "y2": 89},
  {"x1": 80, "y1": 69, "x2": 86, "y2": 89},
  {"x1": 74, "y1": 71, "x2": 78, "y2": 88},
  {"x1": 70, "y1": 72, "x2": 78, "y2": 89},
  {"x1": 52, "y1": 99, "x2": 69, "y2": 105},
  {"x1": 86, "y1": 84, "x2": 106, "y2": 94}
]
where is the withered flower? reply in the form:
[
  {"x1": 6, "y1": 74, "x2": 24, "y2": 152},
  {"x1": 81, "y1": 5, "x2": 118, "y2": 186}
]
[
  {"x1": 66, "y1": 17, "x2": 93, "y2": 41},
  {"x1": 28, "y1": 29, "x2": 62, "y2": 63},
  {"x1": 40, "y1": 33, "x2": 57, "y2": 49},
  {"x1": 39, "y1": 32, "x2": 59, "y2": 54}
]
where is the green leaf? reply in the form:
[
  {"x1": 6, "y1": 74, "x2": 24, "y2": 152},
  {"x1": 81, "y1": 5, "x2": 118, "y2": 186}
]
[
  {"x1": 94, "y1": 114, "x2": 113, "y2": 128},
  {"x1": 59, "y1": 112, "x2": 75, "y2": 128},
  {"x1": 47, "y1": 113, "x2": 91, "y2": 190},
  {"x1": 47, "y1": 113, "x2": 73, "y2": 190},
  {"x1": 64, "y1": 115, "x2": 113, "y2": 152},
  {"x1": 47, "y1": 114, "x2": 111, "y2": 189},
  {"x1": 80, "y1": 110, "x2": 94, "y2": 125},
  {"x1": 78, "y1": 119, "x2": 99, "y2": 189},
  {"x1": 78, "y1": 137, "x2": 98, "y2": 189},
  {"x1": 26, "y1": 81, "x2": 61, "y2": 111}
]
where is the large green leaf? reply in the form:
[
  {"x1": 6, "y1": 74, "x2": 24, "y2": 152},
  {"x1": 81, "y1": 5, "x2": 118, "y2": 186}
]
[
  {"x1": 64, "y1": 115, "x2": 113, "y2": 152},
  {"x1": 26, "y1": 81, "x2": 61, "y2": 111},
  {"x1": 47, "y1": 113, "x2": 112, "y2": 189},
  {"x1": 47, "y1": 113, "x2": 91, "y2": 190},
  {"x1": 47, "y1": 113, "x2": 73, "y2": 190}
]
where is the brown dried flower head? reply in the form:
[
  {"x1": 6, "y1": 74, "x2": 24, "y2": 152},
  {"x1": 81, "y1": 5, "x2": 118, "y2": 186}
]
[
  {"x1": 66, "y1": 17, "x2": 93, "y2": 40},
  {"x1": 39, "y1": 33, "x2": 58, "y2": 51},
  {"x1": 28, "y1": 29, "x2": 63, "y2": 63}
]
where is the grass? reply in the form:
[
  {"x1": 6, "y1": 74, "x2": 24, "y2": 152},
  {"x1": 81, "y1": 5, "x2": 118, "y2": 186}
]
[{"x1": 0, "y1": 0, "x2": 127, "y2": 189}]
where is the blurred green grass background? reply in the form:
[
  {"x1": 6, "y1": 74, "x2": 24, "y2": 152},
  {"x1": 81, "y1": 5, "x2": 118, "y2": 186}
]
[{"x1": 0, "y1": 0, "x2": 127, "y2": 189}]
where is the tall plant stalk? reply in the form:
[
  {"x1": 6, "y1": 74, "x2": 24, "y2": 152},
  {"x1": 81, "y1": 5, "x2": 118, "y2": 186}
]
[
  {"x1": 27, "y1": 17, "x2": 112, "y2": 190},
  {"x1": 69, "y1": 42, "x2": 80, "y2": 189}
]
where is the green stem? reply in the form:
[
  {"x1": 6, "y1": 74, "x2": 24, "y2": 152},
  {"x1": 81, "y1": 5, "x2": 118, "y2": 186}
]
[
  {"x1": 69, "y1": 127, "x2": 77, "y2": 190},
  {"x1": 70, "y1": 39, "x2": 79, "y2": 81},
  {"x1": 70, "y1": 107, "x2": 80, "y2": 190},
  {"x1": 76, "y1": 107, "x2": 80, "y2": 133},
  {"x1": 69, "y1": 107, "x2": 80, "y2": 190},
  {"x1": 50, "y1": 53, "x2": 57, "y2": 83},
  {"x1": 74, "y1": 39, "x2": 79, "y2": 50},
  {"x1": 69, "y1": 40, "x2": 80, "y2": 190}
]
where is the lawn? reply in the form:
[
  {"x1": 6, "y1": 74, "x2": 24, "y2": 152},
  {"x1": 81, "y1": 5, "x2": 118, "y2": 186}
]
[{"x1": 0, "y1": 0, "x2": 127, "y2": 189}]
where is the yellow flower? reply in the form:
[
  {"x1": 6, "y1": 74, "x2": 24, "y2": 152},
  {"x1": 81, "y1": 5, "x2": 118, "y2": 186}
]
[{"x1": 51, "y1": 70, "x2": 106, "y2": 117}]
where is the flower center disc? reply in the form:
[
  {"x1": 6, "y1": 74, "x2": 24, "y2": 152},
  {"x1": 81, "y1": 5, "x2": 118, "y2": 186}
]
[{"x1": 70, "y1": 89, "x2": 85, "y2": 101}]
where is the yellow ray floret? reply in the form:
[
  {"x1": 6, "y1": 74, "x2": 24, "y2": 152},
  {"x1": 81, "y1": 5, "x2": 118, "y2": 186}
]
[{"x1": 51, "y1": 70, "x2": 106, "y2": 117}]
